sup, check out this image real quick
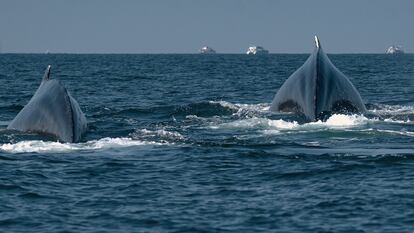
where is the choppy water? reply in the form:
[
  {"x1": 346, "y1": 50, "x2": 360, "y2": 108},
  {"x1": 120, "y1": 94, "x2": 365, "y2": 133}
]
[{"x1": 0, "y1": 54, "x2": 413, "y2": 232}]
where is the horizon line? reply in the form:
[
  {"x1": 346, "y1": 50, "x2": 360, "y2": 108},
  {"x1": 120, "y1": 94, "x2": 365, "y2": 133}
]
[{"x1": 1, "y1": 52, "x2": 410, "y2": 55}]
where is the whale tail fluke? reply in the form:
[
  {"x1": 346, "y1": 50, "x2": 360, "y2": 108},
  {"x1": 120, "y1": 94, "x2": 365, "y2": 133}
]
[
  {"x1": 42, "y1": 65, "x2": 51, "y2": 82},
  {"x1": 270, "y1": 36, "x2": 366, "y2": 121},
  {"x1": 8, "y1": 65, "x2": 87, "y2": 142},
  {"x1": 314, "y1": 35, "x2": 320, "y2": 48}
]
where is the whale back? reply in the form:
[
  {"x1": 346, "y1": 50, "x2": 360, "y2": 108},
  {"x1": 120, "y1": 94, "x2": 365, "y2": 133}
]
[
  {"x1": 270, "y1": 38, "x2": 366, "y2": 121},
  {"x1": 8, "y1": 67, "x2": 87, "y2": 142}
]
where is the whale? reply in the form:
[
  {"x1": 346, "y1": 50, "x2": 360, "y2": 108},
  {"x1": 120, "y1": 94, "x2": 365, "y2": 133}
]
[
  {"x1": 270, "y1": 36, "x2": 367, "y2": 121},
  {"x1": 7, "y1": 66, "x2": 87, "y2": 142}
]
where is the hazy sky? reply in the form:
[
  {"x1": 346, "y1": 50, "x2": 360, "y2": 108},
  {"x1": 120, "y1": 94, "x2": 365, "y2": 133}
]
[{"x1": 0, "y1": 0, "x2": 413, "y2": 53}]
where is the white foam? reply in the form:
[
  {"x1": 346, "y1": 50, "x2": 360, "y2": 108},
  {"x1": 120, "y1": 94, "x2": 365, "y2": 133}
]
[
  {"x1": 213, "y1": 101, "x2": 414, "y2": 117},
  {"x1": 185, "y1": 115, "x2": 199, "y2": 119},
  {"x1": 212, "y1": 114, "x2": 369, "y2": 131},
  {"x1": 209, "y1": 100, "x2": 239, "y2": 110},
  {"x1": 210, "y1": 117, "x2": 297, "y2": 130},
  {"x1": 383, "y1": 118, "x2": 412, "y2": 124},
  {"x1": 309, "y1": 114, "x2": 370, "y2": 128},
  {"x1": 0, "y1": 137, "x2": 165, "y2": 154},
  {"x1": 138, "y1": 129, "x2": 184, "y2": 140}
]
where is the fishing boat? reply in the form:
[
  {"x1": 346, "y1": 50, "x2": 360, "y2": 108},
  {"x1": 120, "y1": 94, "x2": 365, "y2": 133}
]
[
  {"x1": 200, "y1": 46, "x2": 216, "y2": 54},
  {"x1": 246, "y1": 46, "x2": 269, "y2": 55},
  {"x1": 386, "y1": 45, "x2": 404, "y2": 54}
]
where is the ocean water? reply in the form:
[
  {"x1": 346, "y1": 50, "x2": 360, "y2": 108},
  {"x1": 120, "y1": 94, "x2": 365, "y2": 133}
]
[{"x1": 0, "y1": 54, "x2": 413, "y2": 232}]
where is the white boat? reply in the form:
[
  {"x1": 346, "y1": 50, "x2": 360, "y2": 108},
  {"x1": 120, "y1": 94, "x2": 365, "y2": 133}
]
[
  {"x1": 200, "y1": 46, "x2": 216, "y2": 54},
  {"x1": 246, "y1": 46, "x2": 269, "y2": 55},
  {"x1": 386, "y1": 45, "x2": 404, "y2": 54}
]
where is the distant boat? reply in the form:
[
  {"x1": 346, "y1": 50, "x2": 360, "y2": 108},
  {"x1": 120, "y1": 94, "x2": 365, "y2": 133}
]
[
  {"x1": 45, "y1": 50, "x2": 50, "y2": 54},
  {"x1": 386, "y1": 45, "x2": 404, "y2": 54},
  {"x1": 199, "y1": 46, "x2": 216, "y2": 54},
  {"x1": 246, "y1": 46, "x2": 269, "y2": 55}
]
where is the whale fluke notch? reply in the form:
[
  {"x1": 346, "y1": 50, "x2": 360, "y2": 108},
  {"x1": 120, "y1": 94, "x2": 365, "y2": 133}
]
[
  {"x1": 270, "y1": 36, "x2": 367, "y2": 121},
  {"x1": 8, "y1": 65, "x2": 87, "y2": 142}
]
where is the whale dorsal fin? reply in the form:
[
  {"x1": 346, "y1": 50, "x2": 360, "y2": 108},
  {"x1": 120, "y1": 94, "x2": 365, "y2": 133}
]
[
  {"x1": 42, "y1": 65, "x2": 51, "y2": 82},
  {"x1": 314, "y1": 36, "x2": 321, "y2": 48}
]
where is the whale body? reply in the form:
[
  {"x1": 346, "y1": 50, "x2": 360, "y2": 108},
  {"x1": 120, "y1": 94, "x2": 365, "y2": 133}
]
[
  {"x1": 270, "y1": 36, "x2": 367, "y2": 121},
  {"x1": 7, "y1": 66, "x2": 87, "y2": 142}
]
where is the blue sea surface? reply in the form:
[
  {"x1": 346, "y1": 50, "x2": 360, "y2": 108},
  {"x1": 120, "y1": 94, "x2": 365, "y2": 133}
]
[{"x1": 0, "y1": 54, "x2": 413, "y2": 232}]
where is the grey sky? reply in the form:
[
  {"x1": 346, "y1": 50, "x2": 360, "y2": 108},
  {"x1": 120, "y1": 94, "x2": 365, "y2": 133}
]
[{"x1": 0, "y1": 0, "x2": 412, "y2": 53}]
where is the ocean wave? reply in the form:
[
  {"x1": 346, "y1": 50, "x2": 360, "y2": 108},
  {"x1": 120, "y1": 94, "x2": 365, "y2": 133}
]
[
  {"x1": 209, "y1": 112, "x2": 414, "y2": 138},
  {"x1": 133, "y1": 129, "x2": 184, "y2": 141},
  {"x1": 210, "y1": 101, "x2": 413, "y2": 124},
  {"x1": 363, "y1": 129, "x2": 414, "y2": 137},
  {"x1": 209, "y1": 101, "x2": 270, "y2": 117},
  {"x1": 0, "y1": 137, "x2": 166, "y2": 154},
  {"x1": 173, "y1": 101, "x2": 235, "y2": 117},
  {"x1": 370, "y1": 104, "x2": 414, "y2": 115},
  {"x1": 209, "y1": 101, "x2": 270, "y2": 112},
  {"x1": 0, "y1": 121, "x2": 11, "y2": 127},
  {"x1": 210, "y1": 117, "x2": 298, "y2": 130}
]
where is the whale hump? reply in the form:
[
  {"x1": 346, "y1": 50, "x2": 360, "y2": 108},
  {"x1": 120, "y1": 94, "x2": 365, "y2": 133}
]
[
  {"x1": 270, "y1": 36, "x2": 367, "y2": 121},
  {"x1": 8, "y1": 66, "x2": 87, "y2": 142}
]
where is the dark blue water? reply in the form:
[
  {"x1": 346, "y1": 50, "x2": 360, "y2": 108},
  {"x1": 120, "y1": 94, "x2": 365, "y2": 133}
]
[{"x1": 0, "y1": 54, "x2": 413, "y2": 232}]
